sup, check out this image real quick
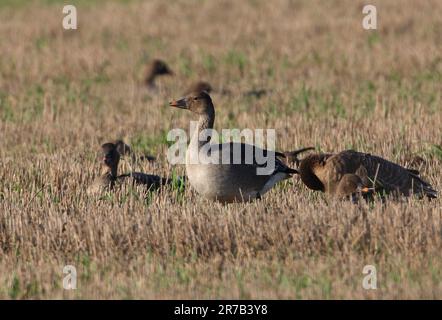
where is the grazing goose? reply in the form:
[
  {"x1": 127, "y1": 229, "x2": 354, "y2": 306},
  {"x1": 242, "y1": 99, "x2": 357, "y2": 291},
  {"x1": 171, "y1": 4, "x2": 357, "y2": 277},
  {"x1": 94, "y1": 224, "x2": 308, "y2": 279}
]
[
  {"x1": 169, "y1": 91, "x2": 307, "y2": 202},
  {"x1": 87, "y1": 142, "x2": 177, "y2": 195},
  {"x1": 286, "y1": 149, "x2": 437, "y2": 199},
  {"x1": 144, "y1": 59, "x2": 173, "y2": 89}
]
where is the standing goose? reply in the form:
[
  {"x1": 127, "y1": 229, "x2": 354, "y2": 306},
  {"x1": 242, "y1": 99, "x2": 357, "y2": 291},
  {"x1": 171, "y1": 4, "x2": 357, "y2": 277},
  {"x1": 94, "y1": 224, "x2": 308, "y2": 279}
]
[
  {"x1": 87, "y1": 142, "x2": 176, "y2": 195},
  {"x1": 144, "y1": 59, "x2": 173, "y2": 89},
  {"x1": 169, "y1": 91, "x2": 308, "y2": 202},
  {"x1": 287, "y1": 149, "x2": 437, "y2": 199}
]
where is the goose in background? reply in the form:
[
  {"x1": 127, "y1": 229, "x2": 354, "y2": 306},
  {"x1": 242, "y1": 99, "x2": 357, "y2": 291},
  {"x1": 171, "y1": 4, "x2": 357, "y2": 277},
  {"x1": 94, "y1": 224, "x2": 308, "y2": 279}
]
[
  {"x1": 183, "y1": 81, "x2": 270, "y2": 99},
  {"x1": 87, "y1": 142, "x2": 182, "y2": 195},
  {"x1": 144, "y1": 59, "x2": 173, "y2": 90},
  {"x1": 112, "y1": 139, "x2": 156, "y2": 162},
  {"x1": 183, "y1": 81, "x2": 213, "y2": 95}
]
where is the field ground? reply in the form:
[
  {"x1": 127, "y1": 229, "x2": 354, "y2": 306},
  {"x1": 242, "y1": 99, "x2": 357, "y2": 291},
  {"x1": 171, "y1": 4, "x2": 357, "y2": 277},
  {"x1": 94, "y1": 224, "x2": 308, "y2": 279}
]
[{"x1": 0, "y1": 0, "x2": 441, "y2": 299}]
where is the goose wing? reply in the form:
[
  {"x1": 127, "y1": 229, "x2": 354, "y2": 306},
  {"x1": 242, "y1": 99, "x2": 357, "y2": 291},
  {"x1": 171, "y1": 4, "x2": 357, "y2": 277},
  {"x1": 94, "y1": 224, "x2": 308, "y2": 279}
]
[
  {"x1": 311, "y1": 152, "x2": 359, "y2": 191},
  {"x1": 210, "y1": 142, "x2": 297, "y2": 176}
]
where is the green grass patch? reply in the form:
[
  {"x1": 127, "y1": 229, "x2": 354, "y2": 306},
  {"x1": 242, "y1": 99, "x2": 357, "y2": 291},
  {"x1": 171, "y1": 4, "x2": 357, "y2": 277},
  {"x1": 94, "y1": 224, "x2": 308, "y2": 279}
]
[
  {"x1": 130, "y1": 130, "x2": 171, "y2": 155},
  {"x1": 225, "y1": 50, "x2": 248, "y2": 75}
]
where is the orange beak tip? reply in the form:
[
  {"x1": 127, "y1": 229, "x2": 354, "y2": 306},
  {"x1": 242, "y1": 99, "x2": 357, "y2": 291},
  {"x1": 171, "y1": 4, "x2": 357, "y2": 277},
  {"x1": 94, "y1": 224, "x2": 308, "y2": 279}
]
[{"x1": 169, "y1": 98, "x2": 187, "y2": 109}]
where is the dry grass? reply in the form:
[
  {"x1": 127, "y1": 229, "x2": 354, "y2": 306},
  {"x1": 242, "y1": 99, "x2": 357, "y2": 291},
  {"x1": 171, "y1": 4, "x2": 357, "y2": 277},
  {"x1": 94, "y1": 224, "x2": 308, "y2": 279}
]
[{"x1": 0, "y1": 0, "x2": 441, "y2": 299}]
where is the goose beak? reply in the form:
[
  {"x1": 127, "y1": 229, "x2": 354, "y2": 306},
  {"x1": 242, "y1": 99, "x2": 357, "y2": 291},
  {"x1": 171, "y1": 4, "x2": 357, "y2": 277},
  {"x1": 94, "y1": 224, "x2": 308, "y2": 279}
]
[
  {"x1": 169, "y1": 98, "x2": 187, "y2": 109},
  {"x1": 360, "y1": 187, "x2": 375, "y2": 193}
]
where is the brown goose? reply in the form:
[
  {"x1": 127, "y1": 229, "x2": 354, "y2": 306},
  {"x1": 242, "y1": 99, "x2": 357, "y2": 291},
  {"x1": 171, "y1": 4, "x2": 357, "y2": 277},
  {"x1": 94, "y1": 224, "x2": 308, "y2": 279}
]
[
  {"x1": 242, "y1": 88, "x2": 272, "y2": 99},
  {"x1": 183, "y1": 81, "x2": 270, "y2": 99},
  {"x1": 144, "y1": 59, "x2": 173, "y2": 89},
  {"x1": 113, "y1": 140, "x2": 156, "y2": 162},
  {"x1": 287, "y1": 149, "x2": 437, "y2": 199},
  {"x1": 87, "y1": 143, "x2": 121, "y2": 195},
  {"x1": 87, "y1": 142, "x2": 178, "y2": 195},
  {"x1": 223, "y1": 87, "x2": 271, "y2": 98},
  {"x1": 183, "y1": 81, "x2": 213, "y2": 95},
  {"x1": 169, "y1": 91, "x2": 309, "y2": 203}
]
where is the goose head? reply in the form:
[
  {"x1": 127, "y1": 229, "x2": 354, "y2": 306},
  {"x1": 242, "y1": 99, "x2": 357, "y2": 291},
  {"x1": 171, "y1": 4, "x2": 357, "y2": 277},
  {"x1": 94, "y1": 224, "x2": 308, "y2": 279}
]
[
  {"x1": 101, "y1": 142, "x2": 120, "y2": 174},
  {"x1": 113, "y1": 140, "x2": 132, "y2": 157},
  {"x1": 145, "y1": 59, "x2": 173, "y2": 86},
  {"x1": 336, "y1": 174, "x2": 363, "y2": 196},
  {"x1": 169, "y1": 91, "x2": 214, "y2": 115},
  {"x1": 337, "y1": 174, "x2": 374, "y2": 197}
]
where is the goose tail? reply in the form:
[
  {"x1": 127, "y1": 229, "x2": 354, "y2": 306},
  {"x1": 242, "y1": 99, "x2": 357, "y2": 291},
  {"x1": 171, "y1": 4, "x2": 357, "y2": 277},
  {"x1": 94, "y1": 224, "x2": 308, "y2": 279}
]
[{"x1": 424, "y1": 186, "x2": 438, "y2": 199}]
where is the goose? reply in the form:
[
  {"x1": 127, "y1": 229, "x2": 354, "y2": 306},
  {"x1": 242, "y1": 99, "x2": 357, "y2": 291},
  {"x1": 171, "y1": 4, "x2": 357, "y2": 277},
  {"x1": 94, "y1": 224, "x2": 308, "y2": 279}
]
[
  {"x1": 113, "y1": 139, "x2": 156, "y2": 162},
  {"x1": 87, "y1": 142, "x2": 178, "y2": 195},
  {"x1": 183, "y1": 81, "x2": 270, "y2": 99},
  {"x1": 169, "y1": 91, "x2": 309, "y2": 202},
  {"x1": 87, "y1": 142, "x2": 121, "y2": 195},
  {"x1": 242, "y1": 88, "x2": 272, "y2": 99},
  {"x1": 285, "y1": 149, "x2": 437, "y2": 199},
  {"x1": 144, "y1": 59, "x2": 173, "y2": 89},
  {"x1": 184, "y1": 81, "x2": 213, "y2": 95}
]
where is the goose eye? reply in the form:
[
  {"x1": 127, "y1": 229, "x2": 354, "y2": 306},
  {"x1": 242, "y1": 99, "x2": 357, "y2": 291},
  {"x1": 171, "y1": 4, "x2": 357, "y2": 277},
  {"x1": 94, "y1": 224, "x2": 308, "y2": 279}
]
[{"x1": 193, "y1": 97, "x2": 199, "y2": 101}]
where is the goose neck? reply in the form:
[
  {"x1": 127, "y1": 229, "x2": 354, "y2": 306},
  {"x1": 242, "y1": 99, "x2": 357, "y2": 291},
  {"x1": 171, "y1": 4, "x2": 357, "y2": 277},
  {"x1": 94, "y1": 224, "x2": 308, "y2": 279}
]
[
  {"x1": 190, "y1": 111, "x2": 215, "y2": 150},
  {"x1": 101, "y1": 165, "x2": 118, "y2": 179},
  {"x1": 299, "y1": 156, "x2": 325, "y2": 192}
]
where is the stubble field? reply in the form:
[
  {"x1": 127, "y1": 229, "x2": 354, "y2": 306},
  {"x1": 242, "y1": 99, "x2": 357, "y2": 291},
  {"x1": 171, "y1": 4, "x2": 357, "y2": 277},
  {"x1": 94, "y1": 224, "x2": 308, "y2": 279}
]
[{"x1": 0, "y1": 0, "x2": 441, "y2": 299}]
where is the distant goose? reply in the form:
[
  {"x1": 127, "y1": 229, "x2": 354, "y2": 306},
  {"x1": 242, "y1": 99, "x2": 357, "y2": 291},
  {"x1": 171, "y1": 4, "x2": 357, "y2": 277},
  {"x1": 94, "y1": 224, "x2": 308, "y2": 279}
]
[
  {"x1": 183, "y1": 81, "x2": 270, "y2": 99},
  {"x1": 169, "y1": 91, "x2": 309, "y2": 202},
  {"x1": 241, "y1": 88, "x2": 272, "y2": 99},
  {"x1": 144, "y1": 59, "x2": 173, "y2": 89},
  {"x1": 87, "y1": 142, "x2": 179, "y2": 195},
  {"x1": 286, "y1": 149, "x2": 437, "y2": 199},
  {"x1": 184, "y1": 81, "x2": 213, "y2": 95},
  {"x1": 113, "y1": 140, "x2": 156, "y2": 162},
  {"x1": 223, "y1": 87, "x2": 272, "y2": 99}
]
